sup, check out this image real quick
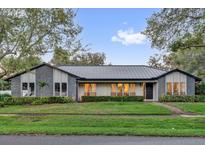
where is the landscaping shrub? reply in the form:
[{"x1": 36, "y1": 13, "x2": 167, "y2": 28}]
[
  {"x1": 0, "y1": 93, "x2": 11, "y2": 102},
  {"x1": 3, "y1": 96, "x2": 74, "y2": 105},
  {"x1": 81, "y1": 96, "x2": 144, "y2": 102},
  {"x1": 0, "y1": 102, "x2": 5, "y2": 107},
  {"x1": 159, "y1": 95, "x2": 205, "y2": 102}
]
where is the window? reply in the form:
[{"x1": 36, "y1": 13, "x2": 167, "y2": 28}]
[
  {"x1": 90, "y1": 84, "x2": 96, "y2": 96},
  {"x1": 111, "y1": 84, "x2": 117, "y2": 96},
  {"x1": 166, "y1": 82, "x2": 186, "y2": 95},
  {"x1": 111, "y1": 83, "x2": 136, "y2": 96},
  {"x1": 61, "y1": 83, "x2": 67, "y2": 96},
  {"x1": 22, "y1": 83, "x2": 28, "y2": 90},
  {"x1": 166, "y1": 82, "x2": 172, "y2": 95},
  {"x1": 117, "y1": 83, "x2": 123, "y2": 96},
  {"x1": 29, "y1": 83, "x2": 35, "y2": 96},
  {"x1": 124, "y1": 84, "x2": 129, "y2": 96},
  {"x1": 173, "y1": 82, "x2": 180, "y2": 95},
  {"x1": 22, "y1": 82, "x2": 35, "y2": 96},
  {"x1": 180, "y1": 82, "x2": 186, "y2": 95},
  {"x1": 130, "y1": 84, "x2": 136, "y2": 96},
  {"x1": 55, "y1": 82, "x2": 60, "y2": 96},
  {"x1": 84, "y1": 83, "x2": 96, "y2": 96}
]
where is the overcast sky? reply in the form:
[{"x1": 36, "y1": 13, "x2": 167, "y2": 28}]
[{"x1": 43, "y1": 8, "x2": 160, "y2": 65}]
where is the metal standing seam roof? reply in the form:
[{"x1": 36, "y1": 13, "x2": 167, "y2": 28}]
[{"x1": 58, "y1": 65, "x2": 168, "y2": 80}]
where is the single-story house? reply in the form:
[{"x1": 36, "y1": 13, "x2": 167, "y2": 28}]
[{"x1": 6, "y1": 63, "x2": 201, "y2": 101}]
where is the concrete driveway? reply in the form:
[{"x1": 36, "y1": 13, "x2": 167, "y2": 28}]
[{"x1": 0, "y1": 135, "x2": 205, "y2": 145}]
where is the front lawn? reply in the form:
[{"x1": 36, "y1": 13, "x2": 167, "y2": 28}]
[
  {"x1": 174, "y1": 103, "x2": 205, "y2": 115},
  {"x1": 0, "y1": 115, "x2": 205, "y2": 136},
  {"x1": 0, "y1": 102, "x2": 171, "y2": 115}
]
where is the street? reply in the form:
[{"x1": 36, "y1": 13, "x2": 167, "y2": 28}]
[{"x1": 0, "y1": 135, "x2": 205, "y2": 145}]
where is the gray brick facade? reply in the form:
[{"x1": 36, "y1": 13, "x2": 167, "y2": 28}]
[
  {"x1": 187, "y1": 76, "x2": 195, "y2": 95},
  {"x1": 36, "y1": 65, "x2": 53, "y2": 96},
  {"x1": 158, "y1": 76, "x2": 165, "y2": 98},
  {"x1": 11, "y1": 76, "x2": 21, "y2": 96},
  {"x1": 68, "y1": 75, "x2": 77, "y2": 100}
]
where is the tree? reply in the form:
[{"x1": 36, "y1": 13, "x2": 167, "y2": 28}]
[
  {"x1": 143, "y1": 9, "x2": 205, "y2": 51},
  {"x1": 72, "y1": 52, "x2": 106, "y2": 65},
  {"x1": 0, "y1": 8, "x2": 84, "y2": 78},
  {"x1": 147, "y1": 53, "x2": 175, "y2": 70},
  {"x1": 38, "y1": 80, "x2": 48, "y2": 96},
  {"x1": 1, "y1": 55, "x2": 42, "y2": 77},
  {"x1": 144, "y1": 9, "x2": 205, "y2": 80},
  {"x1": 51, "y1": 47, "x2": 106, "y2": 65}
]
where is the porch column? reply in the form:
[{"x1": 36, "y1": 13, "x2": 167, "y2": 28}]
[{"x1": 142, "y1": 82, "x2": 146, "y2": 99}]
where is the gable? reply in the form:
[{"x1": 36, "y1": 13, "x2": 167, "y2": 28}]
[{"x1": 157, "y1": 69, "x2": 201, "y2": 81}]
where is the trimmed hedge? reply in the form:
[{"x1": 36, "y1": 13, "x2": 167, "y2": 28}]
[
  {"x1": 81, "y1": 96, "x2": 144, "y2": 102},
  {"x1": 159, "y1": 95, "x2": 205, "y2": 102},
  {"x1": 3, "y1": 96, "x2": 74, "y2": 105}
]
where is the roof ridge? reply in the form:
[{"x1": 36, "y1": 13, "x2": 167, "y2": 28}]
[
  {"x1": 57, "y1": 64, "x2": 168, "y2": 72},
  {"x1": 57, "y1": 64, "x2": 146, "y2": 66}
]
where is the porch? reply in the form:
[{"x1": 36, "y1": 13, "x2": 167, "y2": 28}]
[{"x1": 77, "y1": 81, "x2": 158, "y2": 101}]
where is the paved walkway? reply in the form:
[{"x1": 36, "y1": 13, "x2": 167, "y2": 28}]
[
  {"x1": 154, "y1": 102, "x2": 194, "y2": 115},
  {"x1": 0, "y1": 135, "x2": 205, "y2": 145}
]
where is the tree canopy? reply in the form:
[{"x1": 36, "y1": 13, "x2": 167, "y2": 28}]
[
  {"x1": 144, "y1": 9, "x2": 205, "y2": 51},
  {"x1": 0, "y1": 8, "x2": 85, "y2": 78},
  {"x1": 144, "y1": 8, "x2": 205, "y2": 81},
  {"x1": 51, "y1": 47, "x2": 106, "y2": 65}
]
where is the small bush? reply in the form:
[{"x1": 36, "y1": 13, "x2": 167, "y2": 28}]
[
  {"x1": 0, "y1": 102, "x2": 5, "y2": 107},
  {"x1": 3, "y1": 96, "x2": 74, "y2": 105},
  {"x1": 0, "y1": 93, "x2": 11, "y2": 102},
  {"x1": 159, "y1": 95, "x2": 205, "y2": 102},
  {"x1": 81, "y1": 96, "x2": 144, "y2": 102}
]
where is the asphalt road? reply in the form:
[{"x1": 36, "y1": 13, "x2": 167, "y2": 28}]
[{"x1": 0, "y1": 135, "x2": 205, "y2": 145}]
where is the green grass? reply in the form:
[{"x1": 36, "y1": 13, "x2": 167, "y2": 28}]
[
  {"x1": 0, "y1": 115, "x2": 205, "y2": 136},
  {"x1": 174, "y1": 103, "x2": 205, "y2": 115},
  {"x1": 0, "y1": 102, "x2": 171, "y2": 115}
]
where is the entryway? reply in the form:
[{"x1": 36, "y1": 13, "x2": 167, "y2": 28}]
[{"x1": 145, "y1": 83, "x2": 153, "y2": 99}]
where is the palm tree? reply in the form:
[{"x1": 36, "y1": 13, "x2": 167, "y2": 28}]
[{"x1": 38, "y1": 81, "x2": 48, "y2": 96}]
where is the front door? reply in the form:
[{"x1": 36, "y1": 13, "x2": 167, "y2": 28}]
[{"x1": 146, "y1": 83, "x2": 153, "y2": 99}]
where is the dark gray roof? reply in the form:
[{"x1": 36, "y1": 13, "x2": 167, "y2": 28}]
[{"x1": 58, "y1": 65, "x2": 168, "y2": 80}]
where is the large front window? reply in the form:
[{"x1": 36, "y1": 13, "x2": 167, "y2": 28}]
[
  {"x1": 117, "y1": 83, "x2": 123, "y2": 96},
  {"x1": 111, "y1": 84, "x2": 117, "y2": 96},
  {"x1": 111, "y1": 83, "x2": 136, "y2": 96},
  {"x1": 173, "y1": 82, "x2": 180, "y2": 95},
  {"x1": 166, "y1": 82, "x2": 186, "y2": 95},
  {"x1": 166, "y1": 82, "x2": 172, "y2": 95},
  {"x1": 124, "y1": 84, "x2": 129, "y2": 96},
  {"x1": 180, "y1": 82, "x2": 186, "y2": 95},
  {"x1": 130, "y1": 84, "x2": 136, "y2": 96},
  {"x1": 85, "y1": 83, "x2": 96, "y2": 96}
]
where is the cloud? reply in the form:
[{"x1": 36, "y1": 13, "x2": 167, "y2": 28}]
[
  {"x1": 111, "y1": 28, "x2": 146, "y2": 45},
  {"x1": 123, "y1": 21, "x2": 127, "y2": 25}
]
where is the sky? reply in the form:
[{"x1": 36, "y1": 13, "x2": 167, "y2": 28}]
[{"x1": 43, "y1": 8, "x2": 160, "y2": 65}]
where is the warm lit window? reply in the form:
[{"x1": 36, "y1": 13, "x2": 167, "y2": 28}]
[
  {"x1": 111, "y1": 84, "x2": 117, "y2": 96},
  {"x1": 180, "y1": 82, "x2": 186, "y2": 95},
  {"x1": 130, "y1": 84, "x2": 136, "y2": 96},
  {"x1": 166, "y1": 82, "x2": 172, "y2": 95},
  {"x1": 124, "y1": 84, "x2": 129, "y2": 96},
  {"x1": 173, "y1": 82, "x2": 180, "y2": 95},
  {"x1": 117, "y1": 83, "x2": 123, "y2": 96},
  {"x1": 84, "y1": 83, "x2": 96, "y2": 96},
  {"x1": 55, "y1": 83, "x2": 60, "y2": 96}
]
